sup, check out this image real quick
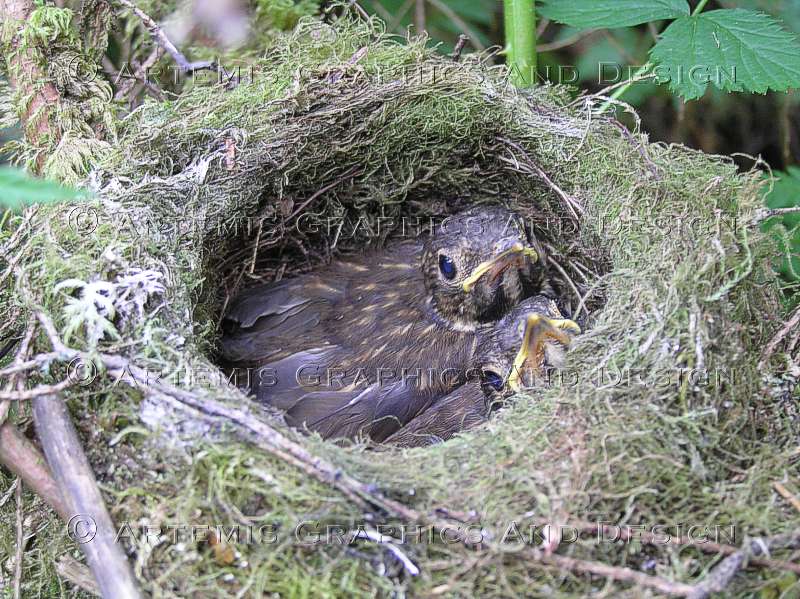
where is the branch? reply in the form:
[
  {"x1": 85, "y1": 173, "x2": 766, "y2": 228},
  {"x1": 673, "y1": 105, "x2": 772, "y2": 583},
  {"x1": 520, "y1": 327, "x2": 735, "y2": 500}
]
[
  {"x1": 32, "y1": 392, "x2": 141, "y2": 599},
  {"x1": 115, "y1": 0, "x2": 215, "y2": 74},
  {"x1": 0, "y1": 422, "x2": 70, "y2": 520},
  {"x1": 0, "y1": 0, "x2": 65, "y2": 171},
  {"x1": 427, "y1": 0, "x2": 487, "y2": 52},
  {"x1": 583, "y1": 520, "x2": 800, "y2": 577},
  {"x1": 450, "y1": 34, "x2": 468, "y2": 61}
]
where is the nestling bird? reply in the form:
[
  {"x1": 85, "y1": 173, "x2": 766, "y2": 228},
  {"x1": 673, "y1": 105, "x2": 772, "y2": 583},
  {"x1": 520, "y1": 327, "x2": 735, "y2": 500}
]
[
  {"x1": 385, "y1": 295, "x2": 580, "y2": 448},
  {"x1": 221, "y1": 205, "x2": 547, "y2": 440}
]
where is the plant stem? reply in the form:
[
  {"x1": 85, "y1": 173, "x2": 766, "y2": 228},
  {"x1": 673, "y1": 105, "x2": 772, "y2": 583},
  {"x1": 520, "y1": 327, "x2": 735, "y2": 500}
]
[
  {"x1": 692, "y1": 0, "x2": 711, "y2": 15},
  {"x1": 504, "y1": 0, "x2": 537, "y2": 87}
]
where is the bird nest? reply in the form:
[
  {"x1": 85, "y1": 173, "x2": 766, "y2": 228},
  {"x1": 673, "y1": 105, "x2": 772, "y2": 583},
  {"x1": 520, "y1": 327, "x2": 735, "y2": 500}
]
[{"x1": 2, "y1": 12, "x2": 799, "y2": 598}]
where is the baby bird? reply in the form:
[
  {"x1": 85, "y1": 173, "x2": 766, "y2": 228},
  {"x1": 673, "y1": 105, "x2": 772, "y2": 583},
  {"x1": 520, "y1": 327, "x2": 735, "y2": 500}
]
[
  {"x1": 221, "y1": 206, "x2": 546, "y2": 440},
  {"x1": 385, "y1": 295, "x2": 580, "y2": 448}
]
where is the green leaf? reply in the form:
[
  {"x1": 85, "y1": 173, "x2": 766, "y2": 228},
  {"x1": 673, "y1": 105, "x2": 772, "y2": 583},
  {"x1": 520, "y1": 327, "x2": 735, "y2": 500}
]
[
  {"x1": 0, "y1": 166, "x2": 85, "y2": 211},
  {"x1": 537, "y1": 0, "x2": 689, "y2": 29},
  {"x1": 764, "y1": 167, "x2": 800, "y2": 229},
  {"x1": 762, "y1": 168, "x2": 800, "y2": 284},
  {"x1": 650, "y1": 9, "x2": 800, "y2": 100}
]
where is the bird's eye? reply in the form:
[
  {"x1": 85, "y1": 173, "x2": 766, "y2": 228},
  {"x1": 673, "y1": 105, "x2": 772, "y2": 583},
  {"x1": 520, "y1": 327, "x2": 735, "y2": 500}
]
[
  {"x1": 438, "y1": 254, "x2": 457, "y2": 280},
  {"x1": 483, "y1": 370, "x2": 504, "y2": 391}
]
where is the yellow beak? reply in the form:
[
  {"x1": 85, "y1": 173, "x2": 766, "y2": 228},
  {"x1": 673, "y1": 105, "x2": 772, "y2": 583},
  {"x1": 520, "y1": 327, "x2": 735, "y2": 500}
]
[{"x1": 461, "y1": 243, "x2": 539, "y2": 293}]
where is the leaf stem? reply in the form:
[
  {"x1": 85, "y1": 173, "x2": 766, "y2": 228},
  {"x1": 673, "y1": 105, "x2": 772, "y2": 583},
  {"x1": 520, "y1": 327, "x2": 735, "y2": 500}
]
[
  {"x1": 504, "y1": 0, "x2": 537, "y2": 87},
  {"x1": 692, "y1": 0, "x2": 711, "y2": 16}
]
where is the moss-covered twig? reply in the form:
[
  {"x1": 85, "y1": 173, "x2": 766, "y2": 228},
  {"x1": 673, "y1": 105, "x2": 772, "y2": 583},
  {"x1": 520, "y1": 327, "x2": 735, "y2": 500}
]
[
  {"x1": 13, "y1": 478, "x2": 22, "y2": 599},
  {"x1": 0, "y1": 0, "x2": 64, "y2": 172},
  {"x1": 527, "y1": 518, "x2": 800, "y2": 577}
]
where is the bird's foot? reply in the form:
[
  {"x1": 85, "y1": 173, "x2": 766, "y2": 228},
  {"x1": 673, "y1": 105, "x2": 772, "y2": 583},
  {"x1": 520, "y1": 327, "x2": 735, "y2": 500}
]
[{"x1": 508, "y1": 314, "x2": 581, "y2": 391}]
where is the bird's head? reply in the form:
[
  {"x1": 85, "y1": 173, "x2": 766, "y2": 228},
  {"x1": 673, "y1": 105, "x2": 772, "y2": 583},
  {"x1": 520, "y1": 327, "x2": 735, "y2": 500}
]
[
  {"x1": 474, "y1": 295, "x2": 580, "y2": 407},
  {"x1": 421, "y1": 206, "x2": 542, "y2": 330}
]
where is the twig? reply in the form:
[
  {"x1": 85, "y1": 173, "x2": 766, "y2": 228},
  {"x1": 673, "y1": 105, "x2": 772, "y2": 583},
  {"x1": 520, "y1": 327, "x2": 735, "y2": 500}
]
[
  {"x1": 753, "y1": 205, "x2": 800, "y2": 223},
  {"x1": 103, "y1": 356, "x2": 430, "y2": 524},
  {"x1": 0, "y1": 478, "x2": 18, "y2": 508},
  {"x1": 36, "y1": 311, "x2": 454, "y2": 529},
  {"x1": 0, "y1": 423, "x2": 70, "y2": 519},
  {"x1": 352, "y1": 527, "x2": 420, "y2": 576},
  {"x1": 526, "y1": 518, "x2": 800, "y2": 577},
  {"x1": 533, "y1": 550, "x2": 696, "y2": 596},
  {"x1": 56, "y1": 556, "x2": 100, "y2": 597},
  {"x1": 346, "y1": 0, "x2": 370, "y2": 21},
  {"x1": 32, "y1": 392, "x2": 141, "y2": 599},
  {"x1": 13, "y1": 479, "x2": 23, "y2": 599},
  {"x1": 5, "y1": 319, "x2": 36, "y2": 393},
  {"x1": 0, "y1": 334, "x2": 20, "y2": 361},
  {"x1": 450, "y1": 34, "x2": 468, "y2": 61},
  {"x1": 498, "y1": 137, "x2": 584, "y2": 221},
  {"x1": 547, "y1": 255, "x2": 587, "y2": 319},
  {"x1": 113, "y1": 45, "x2": 165, "y2": 102},
  {"x1": 288, "y1": 166, "x2": 361, "y2": 222},
  {"x1": 414, "y1": 0, "x2": 425, "y2": 34},
  {"x1": 608, "y1": 118, "x2": 660, "y2": 179},
  {"x1": 774, "y1": 481, "x2": 800, "y2": 514},
  {"x1": 115, "y1": 0, "x2": 215, "y2": 74},
  {"x1": 687, "y1": 532, "x2": 800, "y2": 599},
  {"x1": 759, "y1": 302, "x2": 800, "y2": 367},
  {"x1": 0, "y1": 378, "x2": 75, "y2": 401}
]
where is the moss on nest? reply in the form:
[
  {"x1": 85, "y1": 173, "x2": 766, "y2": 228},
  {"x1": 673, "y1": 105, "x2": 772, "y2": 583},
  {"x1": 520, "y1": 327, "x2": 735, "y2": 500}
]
[{"x1": 1, "y1": 10, "x2": 798, "y2": 598}]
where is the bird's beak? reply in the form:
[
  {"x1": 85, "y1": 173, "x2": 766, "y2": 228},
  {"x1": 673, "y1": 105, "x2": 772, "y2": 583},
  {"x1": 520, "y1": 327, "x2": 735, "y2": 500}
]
[
  {"x1": 507, "y1": 314, "x2": 581, "y2": 392},
  {"x1": 461, "y1": 242, "x2": 539, "y2": 292}
]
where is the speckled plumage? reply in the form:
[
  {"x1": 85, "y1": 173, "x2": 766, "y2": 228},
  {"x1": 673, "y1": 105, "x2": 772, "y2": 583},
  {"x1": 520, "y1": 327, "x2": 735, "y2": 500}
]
[
  {"x1": 220, "y1": 206, "x2": 548, "y2": 440},
  {"x1": 385, "y1": 295, "x2": 579, "y2": 447}
]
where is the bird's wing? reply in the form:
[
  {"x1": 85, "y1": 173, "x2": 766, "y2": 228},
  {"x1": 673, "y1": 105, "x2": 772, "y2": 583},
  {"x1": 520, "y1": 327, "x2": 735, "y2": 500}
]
[
  {"x1": 221, "y1": 276, "x2": 344, "y2": 364},
  {"x1": 278, "y1": 377, "x2": 436, "y2": 442},
  {"x1": 384, "y1": 383, "x2": 488, "y2": 447}
]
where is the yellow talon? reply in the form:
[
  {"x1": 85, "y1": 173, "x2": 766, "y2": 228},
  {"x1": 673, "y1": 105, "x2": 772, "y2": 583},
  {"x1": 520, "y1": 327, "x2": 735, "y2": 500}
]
[
  {"x1": 550, "y1": 318, "x2": 581, "y2": 335},
  {"x1": 507, "y1": 314, "x2": 580, "y2": 392}
]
